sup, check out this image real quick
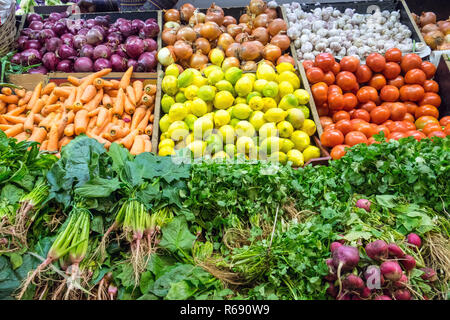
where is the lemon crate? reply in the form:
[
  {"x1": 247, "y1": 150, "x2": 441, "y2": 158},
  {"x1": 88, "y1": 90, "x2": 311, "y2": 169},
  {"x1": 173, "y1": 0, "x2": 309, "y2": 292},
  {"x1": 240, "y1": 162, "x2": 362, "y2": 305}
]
[{"x1": 152, "y1": 5, "x2": 331, "y2": 166}]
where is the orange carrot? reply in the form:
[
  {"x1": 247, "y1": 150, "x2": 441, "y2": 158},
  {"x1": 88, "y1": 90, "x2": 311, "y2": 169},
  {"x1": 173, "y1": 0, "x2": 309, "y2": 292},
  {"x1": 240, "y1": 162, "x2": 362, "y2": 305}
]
[
  {"x1": 84, "y1": 88, "x2": 103, "y2": 112},
  {"x1": 0, "y1": 115, "x2": 8, "y2": 124},
  {"x1": 144, "y1": 84, "x2": 156, "y2": 96},
  {"x1": 29, "y1": 127, "x2": 47, "y2": 143},
  {"x1": 96, "y1": 107, "x2": 108, "y2": 127},
  {"x1": 74, "y1": 109, "x2": 89, "y2": 135},
  {"x1": 44, "y1": 92, "x2": 59, "y2": 106},
  {"x1": 64, "y1": 87, "x2": 77, "y2": 109},
  {"x1": 130, "y1": 135, "x2": 145, "y2": 155},
  {"x1": 18, "y1": 91, "x2": 32, "y2": 107},
  {"x1": 57, "y1": 110, "x2": 69, "y2": 139},
  {"x1": 149, "y1": 114, "x2": 154, "y2": 123},
  {"x1": 46, "y1": 124, "x2": 59, "y2": 151},
  {"x1": 93, "y1": 110, "x2": 112, "y2": 136},
  {"x1": 88, "y1": 116, "x2": 97, "y2": 131},
  {"x1": 140, "y1": 94, "x2": 153, "y2": 107},
  {"x1": 144, "y1": 124, "x2": 153, "y2": 136},
  {"x1": 123, "y1": 115, "x2": 132, "y2": 128},
  {"x1": 136, "y1": 110, "x2": 151, "y2": 134},
  {"x1": 67, "y1": 110, "x2": 75, "y2": 124},
  {"x1": 7, "y1": 105, "x2": 25, "y2": 116},
  {"x1": 0, "y1": 94, "x2": 19, "y2": 104},
  {"x1": 102, "y1": 94, "x2": 113, "y2": 109},
  {"x1": 126, "y1": 85, "x2": 136, "y2": 105},
  {"x1": 88, "y1": 108, "x2": 101, "y2": 118},
  {"x1": 67, "y1": 76, "x2": 82, "y2": 86},
  {"x1": 119, "y1": 129, "x2": 139, "y2": 149},
  {"x1": 109, "y1": 125, "x2": 130, "y2": 139},
  {"x1": 58, "y1": 136, "x2": 73, "y2": 149},
  {"x1": 76, "y1": 69, "x2": 112, "y2": 103},
  {"x1": 24, "y1": 112, "x2": 35, "y2": 134},
  {"x1": 30, "y1": 98, "x2": 45, "y2": 114},
  {"x1": 39, "y1": 140, "x2": 48, "y2": 151},
  {"x1": 1, "y1": 87, "x2": 12, "y2": 95},
  {"x1": 54, "y1": 87, "x2": 72, "y2": 98},
  {"x1": 41, "y1": 103, "x2": 62, "y2": 116},
  {"x1": 86, "y1": 132, "x2": 111, "y2": 149},
  {"x1": 14, "y1": 88, "x2": 26, "y2": 98},
  {"x1": 80, "y1": 85, "x2": 97, "y2": 103},
  {"x1": 41, "y1": 82, "x2": 56, "y2": 96},
  {"x1": 4, "y1": 124, "x2": 23, "y2": 137},
  {"x1": 112, "y1": 88, "x2": 124, "y2": 116},
  {"x1": 28, "y1": 82, "x2": 43, "y2": 110},
  {"x1": 14, "y1": 132, "x2": 29, "y2": 142},
  {"x1": 3, "y1": 114, "x2": 26, "y2": 124},
  {"x1": 144, "y1": 138, "x2": 152, "y2": 152},
  {"x1": 120, "y1": 67, "x2": 133, "y2": 90},
  {"x1": 133, "y1": 80, "x2": 144, "y2": 103},
  {"x1": 131, "y1": 106, "x2": 147, "y2": 130},
  {"x1": 39, "y1": 112, "x2": 56, "y2": 131},
  {"x1": 33, "y1": 113, "x2": 43, "y2": 124},
  {"x1": 110, "y1": 80, "x2": 120, "y2": 90},
  {"x1": 124, "y1": 95, "x2": 136, "y2": 115},
  {"x1": 93, "y1": 78, "x2": 114, "y2": 89},
  {"x1": 0, "y1": 124, "x2": 12, "y2": 131},
  {"x1": 108, "y1": 89, "x2": 118, "y2": 98},
  {"x1": 64, "y1": 123, "x2": 75, "y2": 137}
]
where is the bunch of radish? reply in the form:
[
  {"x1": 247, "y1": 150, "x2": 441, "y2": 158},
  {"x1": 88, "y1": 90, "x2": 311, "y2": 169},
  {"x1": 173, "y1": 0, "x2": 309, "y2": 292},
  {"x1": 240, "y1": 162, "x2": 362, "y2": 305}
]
[{"x1": 325, "y1": 233, "x2": 438, "y2": 300}]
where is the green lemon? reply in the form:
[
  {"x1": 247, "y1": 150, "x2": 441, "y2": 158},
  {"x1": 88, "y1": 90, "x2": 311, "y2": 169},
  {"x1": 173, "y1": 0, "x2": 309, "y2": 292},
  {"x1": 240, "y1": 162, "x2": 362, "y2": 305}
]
[
  {"x1": 209, "y1": 48, "x2": 225, "y2": 66},
  {"x1": 205, "y1": 133, "x2": 223, "y2": 154},
  {"x1": 158, "y1": 138, "x2": 175, "y2": 150},
  {"x1": 277, "y1": 121, "x2": 294, "y2": 138},
  {"x1": 259, "y1": 136, "x2": 282, "y2": 155},
  {"x1": 219, "y1": 125, "x2": 235, "y2": 145},
  {"x1": 259, "y1": 122, "x2": 278, "y2": 139},
  {"x1": 197, "y1": 85, "x2": 216, "y2": 102},
  {"x1": 230, "y1": 118, "x2": 240, "y2": 127},
  {"x1": 248, "y1": 96, "x2": 264, "y2": 111},
  {"x1": 235, "y1": 120, "x2": 256, "y2": 138},
  {"x1": 236, "y1": 136, "x2": 255, "y2": 154},
  {"x1": 184, "y1": 85, "x2": 199, "y2": 100},
  {"x1": 214, "y1": 91, "x2": 234, "y2": 110},
  {"x1": 159, "y1": 146, "x2": 175, "y2": 156},
  {"x1": 303, "y1": 145, "x2": 320, "y2": 162},
  {"x1": 256, "y1": 63, "x2": 277, "y2": 81},
  {"x1": 298, "y1": 105, "x2": 310, "y2": 119},
  {"x1": 264, "y1": 108, "x2": 287, "y2": 123},
  {"x1": 268, "y1": 151, "x2": 287, "y2": 164},
  {"x1": 161, "y1": 75, "x2": 178, "y2": 96},
  {"x1": 159, "y1": 114, "x2": 172, "y2": 133},
  {"x1": 178, "y1": 69, "x2": 194, "y2": 88},
  {"x1": 224, "y1": 144, "x2": 237, "y2": 157},
  {"x1": 175, "y1": 91, "x2": 187, "y2": 103},
  {"x1": 278, "y1": 81, "x2": 294, "y2": 97},
  {"x1": 193, "y1": 117, "x2": 214, "y2": 139},
  {"x1": 188, "y1": 140, "x2": 206, "y2": 158},
  {"x1": 279, "y1": 93, "x2": 298, "y2": 110},
  {"x1": 225, "y1": 67, "x2": 243, "y2": 85},
  {"x1": 214, "y1": 109, "x2": 231, "y2": 127},
  {"x1": 190, "y1": 98, "x2": 208, "y2": 117},
  {"x1": 235, "y1": 76, "x2": 253, "y2": 97},
  {"x1": 246, "y1": 91, "x2": 262, "y2": 104},
  {"x1": 286, "y1": 108, "x2": 305, "y2": 130},
  {"x1": 192, "y1": 75, "x2": 208, "y2": 87},
  {"x1": 215, "y1": 80, "x2": 235, "y2": 94},
  {"x1": 184, "y1": 114, "x2": 198, "y2": 131},
  {"x1": 290, "y1": 130, "x2": 310, "y2": 151},
  {"x1": 232, "y1": 103, "x2": 252, "y2": 120},
  {"x1": 294, "y1": 89, "x2": 310, "y2": 105},
  {"x1": 168, "y1": 103, "x2": 188, "y2": 121},
  {"x1": 249, "y1": 111, "x2": 265, "y2": 131},
  {"x1": 254, "y1": 79, "x2": 268, "y2": 93},
  {"x1": 301, "y1": 119, "x2": 316, "y2": 136},
  {"x1": 161, "y1": 94, "x2": 175, "y2": 114},
  {"x1": 287, "y1": 149, "x2": 304, "y2": 167},
  {"x1": 280, "y1": 138, "x2": 294, "y2": 153},
  {"x1": 262, "y1": 97, "x2": 277, "y2": 112},
  {"x1": 278, "y1": 71, "x2": 300, "y2": 89},
  {"x1": 208, "y1": 69, "x2": 225, "y2": 85},
  {"x1": 262, "y1": 81, "x2": 279, "y2": 98},
  {"x1": 165, "y1": 64, "x2": 180, "y2": 77},
  {"x1": 168, "y1": 120, "x2": 189, "y2": 142}
]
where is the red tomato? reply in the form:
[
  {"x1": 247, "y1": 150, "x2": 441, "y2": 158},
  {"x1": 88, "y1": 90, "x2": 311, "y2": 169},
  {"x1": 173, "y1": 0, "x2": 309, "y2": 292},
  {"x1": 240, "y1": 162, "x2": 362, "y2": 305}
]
[
  {"x1": 388, "y1": 121, "x2": 408, "y2": 133},
  {"x1": 415, "y1": 116, "x2": 439, "y2": 130},
  {"x1": 340, "y1": 56, "x2": 360, "y2": 72},
  {"x1": 369, "y1": 74, "x2": 387, "y2": 90},
  {"x1": 370, "y1": 106, "x2": 391, "y2": 124},
  {"x1": 352, "y1": 109, "x2": 371, "y2": 122},
  {"x1": 320, "y1": 116, "x2": 334, "y2": 129},
  {"x1": 311, "y1": 82, "x2": 329, "y2": 105},
  {"x1": 356, "y1": 121, "x2": 375, "y2": 138},
  {"x1": 406, "y1": 130, "x2": 426, "y2": 141},
  {"x1": 403, "y1": 113, "x2": 415, "y2": 123},
  {"x1": 440, "y1": 116, "x2": 450, "y2": 126},
  {"x1": 320, "y1": 129, "x2": 344, "y2": 147},
  {"x1": 366, "y1": 53, "x2": 386, "y2": 72},
  {"x1": 419, "y1": 92, "x2": 441, "y2": 107},
  {"x1": 328, "y1": 93, "x2": 345, "y2": 111},
  {"x1": 389, "y1": 131, "x2": 408, "y2": 141},
  {"x1": 356, "y1": 86, "x2": 378, "y2": 103},
  {"x1": 350, "y1": 118, "x2": 366, "y2": 131},
  {"x1": 331, "y1": 61, "x2": 341, "y2": 75},
  {"x1": 328, "y1": 84, "x2": 343, "y2": 96},
  {"x1": 375, "y1": 125, "x2": 391, "y2": 137},
  {"x1": 315, "y1": 53, "x2": 335, "y2": 72},
  {"x1": 360, "y1": 101, "x2": 377, "y2": 113},
  {"x1": 404, "y1": 101, "x2": 418, "y2": 115},
  {"x1": 423, "y1": 80, "x2": 439, "y2": 93},
  {"x1": 368, "y1": 136, "x2": 381, "y2": 144},
  {"x1": 404, "y1": 68, "x2": 426, "y2": 85},
  {"x1": 303, "y1": 60, "x2": 315, "y2": 70},
  {"x1": 383, "y1": 62, "x2": 401, "y2": 80},
  {"x1": 388, "y1": 75, "x2": 405, "y2": 88},
  {"x1": 400, "y1": 53, "x2": 422, "y2": 73},
  {"x1": 306, "y1": 67, "x2": 325, "y2": 84},
  {"x1": 330, "y1": 144, "x2": 350, "y2": 160},
  {"x1": 428, "y1": 131, "x2": 446, "y2": 138},
  {"x1": 420, "y1": 61, "x2": 436, "y2": 79},
  {"x1": 444, "y1": 124, "x2": 450, "y2": 136},
  {"x1": 317, "y1": 105, "x2": 329, "y2": 116},
  {"x1": 342, "y1": 93, "x2": 358, "y2": 111},
  {"x1": 399, "y1": 85, "x2": 425, "y2": 102},
  {"x1": 332, "y1": 110, "x2": 350, "y2": 122},
  {"x1": 390, "y1": 102, "x2": 407, "y2": 121},
  {"x1": 385, "y1": 48, "x2": 402, "y2": 62},
  {"x1": 335, "y1": 119, "x2": 353, "y2": 135},
  {"x1": 336, "y1": 71, "x2": 357, "y2": 91},
  {"x1": 323, "y1": 71, "x2": 336, "y2": 85},
  {"x1": 380, "y1": 85, "x2": 400, "y2": 102},
  {"x1": 345, "y1": 131, "x2": 368, "y2": 146},
  {"x1": 355, "y1": 65, "x2": 373, "y2": 84},
  {"x1": 324, "y1": 123, "x2": 337, "y2": 131},
  {"x1": 403, "y1": 121, "x2": 416, "y2": 131},
  {"x1": 415, "y1": 105, "x2": 439, "y2": 119},
  {"x1": 422, "y1": 122, "x2": 443, "y2": 136}
]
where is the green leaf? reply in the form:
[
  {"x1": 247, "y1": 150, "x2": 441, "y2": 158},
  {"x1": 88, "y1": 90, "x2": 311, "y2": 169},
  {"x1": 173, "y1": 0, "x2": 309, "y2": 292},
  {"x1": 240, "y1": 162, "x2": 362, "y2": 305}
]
[
  {"x1": 166, "y1": 281, "x2": 195, "y2": 300},
  {"x1": 0, "y1": 184, "x2": 25, "y2": 204},
  {"x1": 9, "y1": 253, "x2": 23, "y2": 270},
  {"x1": 74, "y1": 177, "x2": 121, "y2": 198},
  {"x1": 159, "y1": 216, "x2": 196, "y2": 253}
]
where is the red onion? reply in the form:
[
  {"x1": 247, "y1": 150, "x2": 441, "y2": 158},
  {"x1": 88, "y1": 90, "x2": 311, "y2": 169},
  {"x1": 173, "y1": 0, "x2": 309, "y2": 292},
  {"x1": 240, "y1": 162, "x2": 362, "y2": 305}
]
[
  {"x1": 29, "y1": 21, "x2": 44, "y2": 31},
  {"x1": 27, "y1": 13, "x2": 43, "y2": 24},
  {"x1": 140, "y1": 22, "x2": 159, "y2": 38},
  {"x1": 11, "y1": 53, "x2": 21, "y2": 65},
  {"x1": 58, "y1": 44, "x2": 77, "y2": 60},
  {"x1": 93, "y1": 44, "x2": 112, "y2": 60},
  {"x1": 110, "y1": 54, "x2": 127, "y2": 71},
  {"x1": 39, "y1": 29, "x2": 56, "y2": 44},
  {"x1": 86, "y1": 19, "x2": 96, "y2": 29},
  {"x1": 48, "y1": 13, "x2": 62, "y2": 22},
  {"x1": 80, "y1": 44, "x2": 94, "y2": 59},
  {"x1": 21, "y1": 49, "x2": 42, "y2": 65},
  {"x1": 52, "y1": 22, "x2": 67, "y2": 36},
  {"x1": 21, "y1": 28, "x2": 33, "y2": 37},
  {"x1": 73, "y1": 35, "x2": 87, "y2": 50},
  {"x1": 86, "y1": 29, "x2": 103, "y2": 46},
  {"x1": 74, "y1": 57, "x2": 94, "y2": 72},
  {"x1": 43, "y1": 21, "x2": 54, "y2": 30},
  {"x1": 24, "y1": 40, "x2": 42, "y2": 51},
  {"x1": 125, "y1": 37, "x2": 145, "y2": 59},
  {"x1": 94, "y1": 16, "x2": 109, "y2": 27},
  {"x1": 106, "y1": 32, "x2": 123, "y2": 45},
  {"x1": 43, "y1": 52, "x2": 60, "y2": 71},
  {"x1": 57, "y1": 59, "x2": 73, "y2": 72},
  {"x1": 60, "y1": 33, "x2": 74, "y2": 47},
  {"x1": 127, "y1": 59, "x2": 138, "y2": 69},
  {"x1": 119, "y1": 21, "x2": 133, "y2": 37},
  {"x1": 132, "y1": 19, "x2": 145, "y2": 33},
  {"x1": 94, "y1": 58, "x2": 112, "y2": 72},
  {"x1": 18, "y1": 36, "x2": 29, "y2": 50},
  {"x1": 143, "y1": 38, "x2": 157, "y2": 52},
  {"x1": 28, "y1": 66, "x2": 48, "y2": 74},
  {"x1": 136, "y1": 52, "x2": 156, "y2": 72}
]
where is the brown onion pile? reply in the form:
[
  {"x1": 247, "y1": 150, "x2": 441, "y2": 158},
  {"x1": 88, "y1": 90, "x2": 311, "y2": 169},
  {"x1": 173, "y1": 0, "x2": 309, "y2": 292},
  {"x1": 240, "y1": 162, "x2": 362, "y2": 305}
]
[
  {"x1": 160, "y1": 1, "x2": 294, "y2": 70},
  {"x1": 413, "y1": 11, "x2": 450, "y2": 50}
]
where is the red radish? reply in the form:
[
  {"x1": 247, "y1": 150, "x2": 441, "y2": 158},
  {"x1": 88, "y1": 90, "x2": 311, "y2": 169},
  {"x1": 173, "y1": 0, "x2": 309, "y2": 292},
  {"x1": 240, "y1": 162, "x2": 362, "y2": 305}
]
[
  {"x1": 330, "y1": 241, "x2": 342, "y2": 252},
  {"x1": 400, "y1": 255, "x2": 416, "y2": 271},
  {"x1": 356, "y1": 199, "x2": 371, "y2": 211},
  {"x1": 388, "y1": 243, "x2": 405, "y2": 258},
  {"x1": 337, "y1": 235, "x2": 345, "y2": 244},
  {"x1": 374, "y1": 295, "x2": 392, "y2": 300},
  {"x1": 326, "y1": 282, "x2": 338, "y2": 297},
  {"x1": 332, "y1": 245, "x2": 360, "y2": 296},
  {"x1": 393, "y1": 289, "x2": 411, "y2": 300},
  {"x1": 365, "y1": 240, "x2": 388, "y2": 261},
  {"x1": 394, "y1": 274, "x2": 408, "y2": 288},
  {"x1": 380, "y1": 261, "x2": 403, "y2": 281},
  {"x1": 361, "y1": 287, "x2": 372, "y2": 298},
  {"x1": 420, "y1": 268, "x2": 437, "y2": 282},
  {"x1": 325, "y1": 258, "x2": 337, "y2": 281},
  {"x1": 364, "y1": 265, "x2": 384, "y2": 289},
  {"x1": 343, "y1": 274, "x2": 365, "y2": 290},
  {"x1": 407, "y1": 233, "x2": 422, "y2": 247}
]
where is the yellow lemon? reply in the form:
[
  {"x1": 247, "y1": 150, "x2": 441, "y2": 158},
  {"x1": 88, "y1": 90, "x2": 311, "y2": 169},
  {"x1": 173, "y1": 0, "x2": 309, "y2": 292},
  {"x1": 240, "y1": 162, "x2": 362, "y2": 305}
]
[
  {"x1": 280, "y1": 138, "x2": 294, "y2": 153},
  {"x1": 184, "y1": 133, "x2": 195, "y2": 145},
  {"x1": 259, "y1": 122, "x2": 278, "y2": 139},
  {"x1": 234, "y1": 97, "x2": 247, "y2": 105},
  {"x1": 278, "y1": 93, "x2": 299, "y2": 110},
  {"x1": 303, "y1": 145, "x2": 320, "y2": 162},
  {"x1": 262, "y1": 97, "x2": 277, "y2": 112},
  {"x1": 159, "y1": 114, "x2": 172, "y2": 133},
  {"x1": 213, "y1": 91, "x2": 234, "y2": 110},
  {"x1": 184, "y1": 85, "x2": 199, "y2": 100},
  {"x1": 301, "y1": 119, "x2": 317, "y2": 136},
  {"x1": 203, "y1": 65, "x2": 221, "y2": 78},
  {"x1": 277, "y1": 121, "x2": 294, "y2": 138},
  {"x1": 235, "y1": 120, "x2": 256, "y2": 137},
  {"x1": 278, "y1": 71, "x2": 300, "y2": 89},
  {"x1": 262, "y1": 81, "x2": 279, "y2": 98},
  {"x1": 169, "y1": 103, "x2": 188, "y2": 121},
  {"x1": 158, "y1": 139, "x2": 175, "y2": 150},
  {"x1": 276, "y1": 62, "x2": 295, "y2": 74},
  {"x1": 212, "y1": 151, "x2": 229, "y2": 160},
  {"x1": 219, "y1": 125, "x2": 235, "y2": 145},
  {"x1": 254, "y1": 79, "x2": 268, "y2": 93},
  {"x1": 215, "y1": 80, "x2": 235, "y2": 94},
  {"x1": 290, "y1": 130, "x2": 310, "y2": 151},
  {"x1": 224, "y1": 143, "x2": 237, "y2": 157},
  {"x1": 161, "y1": 94, "x2": 175, "y2": 114},
  {"x1": 259, "y1": 136, "x2": 282, "y2": 155},
  {"x1": 264, "y1": 108, "x2": 287, "y2": 123},
  {"x1": 249, "y1": 111, "x2": 265, "y2": 131},
  {"x1": 235, "y1": 76, "x2": 253, "y2": 97},
  {"x1": 168, "y1": 121, "x2": 189, "y2": 142},
  {"x1": 269, "y1": 151, "x2": 287, "y2": 164},
  {"x1": 205, "y1": 133, "x2": 224, "y2": 154},
  {"x1": 184, "y1": 114, "x2": 198, "y2": 131},
  {"x1": 242, "y1": 73, "x2": 256, "y2": 83},
  {"x1": 256, "y1": 63, "x2": 277, "y2": 81},
  {"x1": 191, "y1": 98, "x2": 208, "y2": 117},
  {"x1": 197, "y1": 85, "x2": 216, "y2": 102},
  {"x1": 178, "y1": 69, "x2": 195, "y2": 88},
  {"x1": 248, "y1": 96, "x2": 264, "y2": 111},
  {"x1": 160, "y1": 132, "x2": 171, "y2": 140},
  {"x1": 161, "y1": 75, "x2": 178, "y2": 95},
  {"x1": 188, "y1": 140, "x2": 206, "y2": 158},
  {"x1": 287, "y1": 149, "x2": 304, "y2": 167},
  {"x1": 278, "y1": 81, "x2": 294, "y2": 97},
  {"x1": 287, "y1": 108, "x2": 305, "y2": 129},
  {"x1": 294, "y1": 89, "x2": 310, "y2": 105},
  {"x1": 208, "y1": 69, "x2": 225, "y2": 85},
  {"x1": 298, "y1": 105, "x2": 310, "y2": 119},
  {"x1": 175, "y1": 91, "x2": 187, "y2": 103},
  {"x1": 230, "y1": 118, "x2": 240, "y2": 127},
  {"x1": 224, "y1": 67, "x2": 243, "y2": 85},
  {"x1": 214, "y1": 109, "x2": 230, "y2": 127},
  {"x1": 165, "y1": 64, "x2": 180, "y2": 77},
  {"x1": 236, "y1": 136, "x2": 255, "y2": 154},
  {"x1": 159, "y1": 146, "x2": 175, "y2": 156},
  {"x1": 209, "y1": 48, "x2": 225, "y2": 66},
  {"x1": 192, "y1": 75, "x2": 208, "y2": 87},
  {"x1": 193, "y1": 117, "x2": 214, "y2": 139},
  {"x1": 232, "y1": 103, "x2": 252, "y2": 120}
]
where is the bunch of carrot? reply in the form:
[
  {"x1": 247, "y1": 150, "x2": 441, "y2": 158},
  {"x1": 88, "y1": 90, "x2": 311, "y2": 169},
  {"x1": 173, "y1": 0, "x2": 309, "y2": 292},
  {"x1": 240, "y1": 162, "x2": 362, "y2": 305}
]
[{"x1": 0, "y1": 66, "x2": 156, "y2": 156}]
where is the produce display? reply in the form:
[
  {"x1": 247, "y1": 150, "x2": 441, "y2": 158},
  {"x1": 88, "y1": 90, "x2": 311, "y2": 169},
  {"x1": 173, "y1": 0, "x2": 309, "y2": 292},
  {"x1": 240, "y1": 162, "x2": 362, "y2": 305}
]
[
  {"x1": 0, "y1": 0, "x2": 449, "y2": 303},
  {"x1": 411, "y1": 11, "x2": 450, "y2": 50},
  {"x1": 14, "y1": 13, "x2": 159, "y2": 73},
  {"x1": 283, "y1": 2, "x2": 428, "y2": 60},
  {"x1": 0, "y1": 67, "x2": 156, "y2": 154}
]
